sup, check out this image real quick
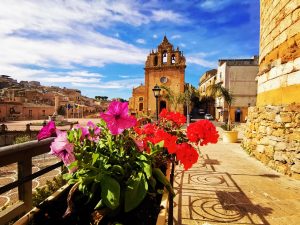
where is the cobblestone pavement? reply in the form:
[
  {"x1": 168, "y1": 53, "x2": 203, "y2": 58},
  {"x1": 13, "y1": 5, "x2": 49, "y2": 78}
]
[{"x1": 172, "y1": 130, "x2": 300, "y2": 225}]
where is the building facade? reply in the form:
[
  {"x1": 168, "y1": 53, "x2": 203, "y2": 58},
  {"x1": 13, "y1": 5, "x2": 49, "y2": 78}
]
[
  {"x1": 198, "y1": 69, "x2": 217, "y2": 116},
  {"x1": 214, "y1": 57, "x2": 258, "y2": 122},
  {"x1": 129, "y1": 36, "x2": 186, "y2": 117}
]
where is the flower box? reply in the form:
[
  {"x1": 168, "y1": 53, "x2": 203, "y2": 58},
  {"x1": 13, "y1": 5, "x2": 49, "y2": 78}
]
[{"x1": 14, "y1": 165, "x2": 171, "y2": 225}]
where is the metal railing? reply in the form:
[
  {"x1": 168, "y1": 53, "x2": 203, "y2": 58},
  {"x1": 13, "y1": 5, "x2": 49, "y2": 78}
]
[{"x1": 0, "y1": 138, "x2": 62, "y2": 225}]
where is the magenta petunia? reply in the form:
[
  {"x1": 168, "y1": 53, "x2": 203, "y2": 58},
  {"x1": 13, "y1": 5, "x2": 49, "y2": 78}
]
[
  {"x1": 100, "y1": 101, "x2": 137, "y2": 135},
  {"x1": 37, "y1": 121, "x2": 56, "y2": 141},
  {"x1": 50, "y1": 129, "x2": 75, "y2": 167}
]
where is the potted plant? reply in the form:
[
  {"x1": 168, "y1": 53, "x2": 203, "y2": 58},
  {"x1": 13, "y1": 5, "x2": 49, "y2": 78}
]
[
  {"x1": 14, "y1": 101, "x2": 219, "y2": 225},
  {"x1": 209, "y1": 83, "x2": 238, "y2": 143}
]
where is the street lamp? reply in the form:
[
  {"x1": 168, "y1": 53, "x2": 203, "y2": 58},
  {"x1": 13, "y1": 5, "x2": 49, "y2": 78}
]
[{"x1": 152, "y1": 84, "x2": 161, "y2": 121}]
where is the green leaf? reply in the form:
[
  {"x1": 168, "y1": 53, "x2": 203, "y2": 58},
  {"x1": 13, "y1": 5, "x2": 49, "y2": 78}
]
[
  {"x1": 101, "y1": 175, "x2": 120, "y2": 210},
  {"x1": 67, "y1": 160, "x2": 78, "y2": 172},
  {"x1": 92, "y1": 153, "x2": 100, "y2": 165},
  {"x1": 155, "y1": 140, "x2": 164, "y2": 148},
  {"x1": 136, "y1": 155, "x2": 152, "y2": 179},
  {"x1": 153, "y1": 168, "x2": 175, "y2": 196},
  {"x1": 94, "y1": 199, "x2": 104, "y2": 210},
  {"x1": 124, "y1": 172, "x2": 148, "y2": 212}
]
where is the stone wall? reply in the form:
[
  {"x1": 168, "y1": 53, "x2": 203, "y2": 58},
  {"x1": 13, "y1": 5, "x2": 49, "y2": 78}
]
[
  {"x1": 242, "y1": 104, "x2": 300, "y2": 179},
  {"x1": 257, "y1": 0, "x2": 300, "y2": 106}
]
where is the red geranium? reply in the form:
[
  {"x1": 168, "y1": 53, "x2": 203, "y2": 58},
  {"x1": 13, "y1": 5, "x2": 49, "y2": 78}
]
[
  {"x1": 159, "y1": 109, "x2": 186, "y2": 127},
  {"x1": 176, "y1": 143, "x2": 199, "y2": 170},
  {"x1": 187, "y1": 120, "x2": 219, "y2": 146}
]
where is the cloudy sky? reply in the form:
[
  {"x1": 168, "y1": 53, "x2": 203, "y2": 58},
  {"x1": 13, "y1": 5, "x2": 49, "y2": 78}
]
[{"x1": 0, "y1": 0, "x2": 259, "y2": 99}]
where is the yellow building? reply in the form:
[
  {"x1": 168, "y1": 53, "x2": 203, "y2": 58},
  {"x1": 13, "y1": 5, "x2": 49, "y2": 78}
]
[{"x1": 129, "y1": 36, "x2": 186, "y2": 116}]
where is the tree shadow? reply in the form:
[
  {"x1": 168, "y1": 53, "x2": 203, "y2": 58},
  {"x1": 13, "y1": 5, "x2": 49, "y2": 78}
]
[{"x1": 172, "y1": 166, "x2": 274, "y2": 225}]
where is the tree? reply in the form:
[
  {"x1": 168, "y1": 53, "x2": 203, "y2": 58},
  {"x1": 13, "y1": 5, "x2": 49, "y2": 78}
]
[
  {"x1": 209, "y1": 83, "x2": 234, "y2": 130},
  {"x1": 57, "y1": 105, "x2": 66, "y2": 116},
  {"x1": 160, "y1": 85, "x2": 184, "y2": 111},
  {"x1": 95, "y1": 96, "x2": 108, "y2": 101}
]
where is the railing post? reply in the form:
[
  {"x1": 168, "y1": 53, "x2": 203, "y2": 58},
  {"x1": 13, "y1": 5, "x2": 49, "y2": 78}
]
[{"x1": 18, "y1": 158, "x2": 32, "y2": 211}]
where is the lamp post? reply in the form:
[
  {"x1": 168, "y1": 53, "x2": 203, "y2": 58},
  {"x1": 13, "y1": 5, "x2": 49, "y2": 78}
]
[
  {"x1": 152, "y1": 84, "x2": 161, "y2": 121},
  {"x1": 186, "y1": 83, "x2": 191, "y2": 126}
]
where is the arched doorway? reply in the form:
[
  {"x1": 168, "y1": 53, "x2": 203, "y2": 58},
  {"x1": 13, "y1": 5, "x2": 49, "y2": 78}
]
[
  {"x1": 235, "y1": 109, "x2": 241, "y2": 122},
  {"x1": 160, "y1": 101, "x2": 166, "y2": 112}
]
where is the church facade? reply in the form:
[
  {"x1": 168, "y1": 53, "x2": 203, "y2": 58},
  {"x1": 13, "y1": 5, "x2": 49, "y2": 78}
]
[{"x1": 129, "y1": 36, "x2": 186, "y2": 117}]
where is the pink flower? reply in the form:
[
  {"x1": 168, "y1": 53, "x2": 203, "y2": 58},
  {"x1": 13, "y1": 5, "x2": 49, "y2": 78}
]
[
  {"x1": 37, "y1": 121, "x2": 56, "y2": 141},
  {"x1": 100, "y1": 101, "x2": 137, "y2": 135},
  {"x1": 86, "y1": 121, "x2": 101, "y2": 141},
  {"x1": 50, "y1": 130, "x2": 75, "y2": 167},
  {"x1": 74, "y1": 124, "x2": 89, "y2": 140}
]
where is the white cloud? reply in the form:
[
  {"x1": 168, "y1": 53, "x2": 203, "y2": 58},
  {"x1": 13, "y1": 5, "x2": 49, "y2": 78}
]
[
  {"x1": 0, "y1": 0, "x2": 187, "y2": 86},
  {"x1": 152, "y1": 10, "x2": 185, "y2": 23},
  {"x1": 199, "y1": 0, "x2": 239, "y2": 12},
  {"x1": 187, "y1": 56, "x2": 216, "y2": 68},
  {"x1": 153, "y1": 34, "x2": 158, "y2": 39},
  {"x1": 71, "y1": 77, "x2": 144, "y2": 89},
  {"x1": 136, "y1": 39, "x2": 146, "y2": 44},
  {"x1": 171, "y1": 35, "x2": 181, "y2": 39},
  {"x1": 179, "y1": 43, "x2": 186, "y2": 47}
]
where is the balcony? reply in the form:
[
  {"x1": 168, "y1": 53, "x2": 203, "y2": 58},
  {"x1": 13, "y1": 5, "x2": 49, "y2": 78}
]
[{"x1": 0, "y1": 138, "x2": 62, "y2": 224}]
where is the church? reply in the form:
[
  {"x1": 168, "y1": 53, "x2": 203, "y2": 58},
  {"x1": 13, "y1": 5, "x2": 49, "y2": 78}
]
[{"x1": 129, "y1": 36, "x2": 186, "y2": 117}]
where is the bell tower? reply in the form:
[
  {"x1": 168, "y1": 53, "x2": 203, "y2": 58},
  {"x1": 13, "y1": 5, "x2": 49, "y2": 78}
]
[{"x1": 144, "y1": 36, "x2": 186, "y2": 115}]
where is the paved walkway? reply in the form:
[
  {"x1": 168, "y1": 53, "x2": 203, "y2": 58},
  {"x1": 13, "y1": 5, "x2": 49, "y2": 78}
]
[{"x1": 172, "y1": 129, "x2": 300, "y2": 225}]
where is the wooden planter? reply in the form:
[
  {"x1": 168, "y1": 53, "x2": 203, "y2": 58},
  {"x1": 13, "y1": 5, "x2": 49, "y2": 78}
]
[
  {"x1": 222, "y1": 130, "x2": 238, "y2": 143},
  {"x1": 14, "y1": 165, "x2": 172, "y2": 225}
]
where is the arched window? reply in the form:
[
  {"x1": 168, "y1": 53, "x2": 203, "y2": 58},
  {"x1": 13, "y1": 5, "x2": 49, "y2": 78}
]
[
  {"x1": 139, "y1": 103, "x2": 143, "y2": 111},
  {"x1": 163, "y1": 50, "x2": 167, "y2": 64},
  {"x1": 153, "y1": 56, "x2": 158, "y2": 66},
  {"x1": 171, "y1": 54, "x2": 176, "y2": 64},
  {"x1": 139, "y1": 97, "x2": 143, "y2": 102}
]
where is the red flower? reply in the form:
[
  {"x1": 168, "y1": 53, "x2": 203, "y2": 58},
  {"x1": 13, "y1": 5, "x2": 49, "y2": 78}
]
[
  {"x1": 159, "y1": 109, "x2": 186, "y2": 127},
  {"x1": 150, "y1": 129, "x2": 178, "y2": 154},
  {"x1": 187, "y1": 120, "x2": 219, "y2": 146},
  {"x1": 176, "y1": 143, "x2": 198, "y2": 170}
]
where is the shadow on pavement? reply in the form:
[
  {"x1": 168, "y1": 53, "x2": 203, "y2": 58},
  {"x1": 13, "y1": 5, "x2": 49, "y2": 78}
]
[{"x1": 172, "y1": 154, "x2": 273, "y2": 225}]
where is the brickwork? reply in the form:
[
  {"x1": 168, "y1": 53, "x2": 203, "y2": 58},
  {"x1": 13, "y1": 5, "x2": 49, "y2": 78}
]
[{"x1": 257, "y1": 0, "x2": 300, "y2": 106}]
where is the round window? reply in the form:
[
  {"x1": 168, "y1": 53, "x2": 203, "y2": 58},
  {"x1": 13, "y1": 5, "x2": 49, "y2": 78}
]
[{"x1": 160, "y1": 76, "x2": 168, "y2": 84}]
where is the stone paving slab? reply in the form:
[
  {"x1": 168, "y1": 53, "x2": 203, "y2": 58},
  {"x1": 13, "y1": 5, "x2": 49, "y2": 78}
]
[{"x1": 172, "y1": 137, "x2": 300, "y2": 225}]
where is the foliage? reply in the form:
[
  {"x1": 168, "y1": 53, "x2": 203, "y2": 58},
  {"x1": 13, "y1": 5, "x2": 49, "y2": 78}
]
[
  {"x1": 13, "y1": 134, "x2": 33, "y2": 144},
  {"x1": 95, "y1": 96, "x2": 108, "y2": 101},
  {"x1": 32, "y1": 175, "x2": 66, "y2": 206},
  {"x1": 57, "y1": 105, "x2": 66, "y2": 116},
  {"x1": 38, "y1": 101, "x2": 219, "y2": 223},
  {"x1": 160, "y1": 85, "x2": 184, "y2": 111},
  {"x1": 209, "y1": 83, "x2": 234, "y2": 130},
  {"x1": 220, "y1": 122, "x2": 235, "y2": 131}
]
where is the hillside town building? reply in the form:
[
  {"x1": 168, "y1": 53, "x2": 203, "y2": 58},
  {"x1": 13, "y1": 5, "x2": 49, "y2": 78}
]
[{"x1": 0, "y1": 75, "x2": 102, "y2": 121}]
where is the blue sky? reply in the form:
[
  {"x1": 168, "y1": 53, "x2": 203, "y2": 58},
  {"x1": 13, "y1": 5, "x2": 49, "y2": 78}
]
[{"x1": 0, "y1": 0, "x2": 259, "y2": 99}]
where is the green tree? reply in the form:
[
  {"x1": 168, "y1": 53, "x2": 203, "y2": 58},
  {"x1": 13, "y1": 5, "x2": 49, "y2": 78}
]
[
  {"x1": 57, "y1": 105, "x2": 66, "y2": 116},
  {"x1": 160, "y1": 85, "x2": 184, "y2": 111},
  {"x1": 209, "y1": 83, "x2": 234, "y2": 130}
]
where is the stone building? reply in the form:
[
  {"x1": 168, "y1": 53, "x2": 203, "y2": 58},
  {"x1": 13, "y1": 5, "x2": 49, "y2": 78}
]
[
  {"x1": 129, "y1": 36, "x2": 186, "y2": 116},
  {"x1": 214, "y1": 57, "x2": 258, "y2": 122},
  {"x1": 242, "y1": 0, "x2": 300, "y2": 179},
  {"x1": 0, "y1": 76, "x2": 99, "y2": 120}
]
